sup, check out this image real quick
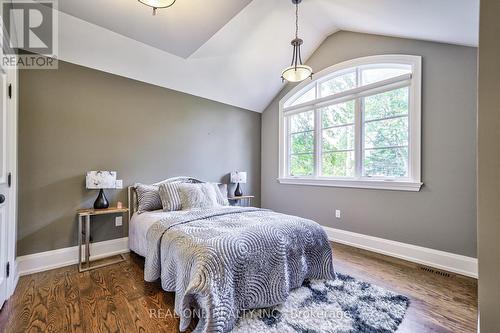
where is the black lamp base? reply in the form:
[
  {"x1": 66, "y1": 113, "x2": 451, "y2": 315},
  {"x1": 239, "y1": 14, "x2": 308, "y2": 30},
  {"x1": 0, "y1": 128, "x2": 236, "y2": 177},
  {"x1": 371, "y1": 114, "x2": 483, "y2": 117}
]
[
  {"x1": 234, "y1": 183, "x2": 243, "y2": 197},
  {"x1": 93, "y1": 189, "x2": 109, "y2": 209}
]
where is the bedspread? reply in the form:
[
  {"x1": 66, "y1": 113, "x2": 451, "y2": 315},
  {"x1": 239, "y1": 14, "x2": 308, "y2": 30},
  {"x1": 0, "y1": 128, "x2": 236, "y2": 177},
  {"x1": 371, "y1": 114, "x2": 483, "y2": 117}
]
[{"x1": 144, "y1": 207, "x2": 335, "y2": 333}]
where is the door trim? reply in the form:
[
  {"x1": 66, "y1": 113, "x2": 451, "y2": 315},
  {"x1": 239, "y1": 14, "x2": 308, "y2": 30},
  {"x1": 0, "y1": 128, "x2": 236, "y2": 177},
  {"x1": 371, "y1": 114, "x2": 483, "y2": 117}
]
[
  {"x1": 0, "y1": 7, "x2": 19, "y2": 302},
  {"x1": 5, "y1": 66, "x2": 18, "y2": 299}
]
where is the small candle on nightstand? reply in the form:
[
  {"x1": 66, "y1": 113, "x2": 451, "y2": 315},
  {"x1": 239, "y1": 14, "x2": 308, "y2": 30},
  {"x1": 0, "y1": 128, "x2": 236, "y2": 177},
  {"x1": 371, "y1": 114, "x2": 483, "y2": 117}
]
[{"x1": 117, "y1": 201, "x2": 123, "y2": 209}]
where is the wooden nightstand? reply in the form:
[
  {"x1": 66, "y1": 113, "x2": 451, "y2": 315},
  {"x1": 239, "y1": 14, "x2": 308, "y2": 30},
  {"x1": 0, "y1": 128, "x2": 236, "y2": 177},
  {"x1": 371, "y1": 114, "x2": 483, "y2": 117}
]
[
  {"x1": 77, "y1": 207, "x2": 129, "y2": 272},
  {"x1": 228, "y1": 195, "x2": 255, "y2": 207}
]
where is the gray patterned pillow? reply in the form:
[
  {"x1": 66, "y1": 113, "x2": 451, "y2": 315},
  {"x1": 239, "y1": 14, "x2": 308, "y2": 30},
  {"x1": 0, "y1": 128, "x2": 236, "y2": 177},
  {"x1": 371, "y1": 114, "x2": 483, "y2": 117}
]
[
  {"x1": 178, "y1": 183, "x2": 219, "y2": 210},
  {"x1": 158, "y1": 182, "x2": 183, "y2": 212},
  {"x1": 135, "y1": 183, "x2": 162, "y2": 213}
]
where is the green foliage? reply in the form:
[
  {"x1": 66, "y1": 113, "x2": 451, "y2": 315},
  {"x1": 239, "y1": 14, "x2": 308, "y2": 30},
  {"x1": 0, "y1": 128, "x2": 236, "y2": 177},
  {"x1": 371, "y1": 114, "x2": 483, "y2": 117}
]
[
  {"x1": 288, "y1": 79, "x2": 410, "y2": 178},
  {"x1": 290, "y1": 111, "x2": 314, "y2": 133},
  {"x1": 364, "y1": 87, "x2": 408, "y2": 121},
  {"x1": 364, "y1": 148, "x2": 408, "y2": 177},
  {"x1": 322, "y1": 126, "x2": 354, "y2": 152},
  {"x1": 320, "y1": 72, "x2": 356, "y2": 97},
  {"x1": 290, "y1": 154, "x2": 314, "y2": 176},
  {"x1": 291, "y1": 131, "x2": 314, "y2": 154},
  {"x1": 364, "y1": 117, "x2": 408, "y2": 149},
  {"x1": 363, "y1": 87, "x2": 409, "y2": 177},
  {"x1": 321, "y1": 101, "x2": 355, "y2": 128},
  {"x1": 322, "y1": 151, "x2": 354, "y2": 177}
]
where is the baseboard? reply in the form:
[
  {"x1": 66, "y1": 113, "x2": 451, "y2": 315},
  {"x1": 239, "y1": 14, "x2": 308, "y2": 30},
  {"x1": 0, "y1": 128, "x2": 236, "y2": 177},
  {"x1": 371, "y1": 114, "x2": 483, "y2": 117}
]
[
  {"x1": 16, "y1": 237, "x2": 129, "y2": 276},
  {"x1": 14, "y1": 230, "x2": 477, "y2": 279},
  {"x1": 323, "y1": 227, "x2": 478, "y2": 278}
]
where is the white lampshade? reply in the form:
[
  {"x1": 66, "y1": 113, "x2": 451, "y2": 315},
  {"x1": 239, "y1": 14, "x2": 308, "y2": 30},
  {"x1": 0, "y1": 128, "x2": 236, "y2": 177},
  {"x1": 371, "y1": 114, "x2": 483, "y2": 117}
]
[
  {"x1": 138, "y1": 0, "x2": 176, "y2": 9},
  {"x1": 230, "y1": 171, "x2": 247, "y2": 184},
  {"x1": 86, "y1": 171, "x2": 117, "y2": 189},
  {"x1": 281, "y1": 65, "x2": 313, "y2": 83}
]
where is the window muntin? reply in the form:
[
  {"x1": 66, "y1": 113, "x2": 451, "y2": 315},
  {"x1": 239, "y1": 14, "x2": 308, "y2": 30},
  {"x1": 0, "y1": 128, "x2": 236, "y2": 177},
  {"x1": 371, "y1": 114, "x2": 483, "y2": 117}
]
[
  {"x1": 363, "y1": 87, "x2": 409, "y2": 121},
  {"x1": 289, "y1": 111, "x2": 315, "y2": 176},
  {"x1": 290, "y1": 87, "x2": 316, "y2": 106},
  {"x1": 361, "y1": 66, "x2": 411, "y2": 86},
  {"x1": 362, "y1": 87, "x2": 409, "y2": 178},
  {"x1": 280, "y1": 55, "x2": 421, "y2": 189},
  {"x1": 321, "y1": 101, "x2": 355, "y2": 127},
  {"x1": 321, "y1": 101, "x2": 356, "y2": 177},
  {"x1": 319, "y1": 71, "x2": 357, "y2": 98}
]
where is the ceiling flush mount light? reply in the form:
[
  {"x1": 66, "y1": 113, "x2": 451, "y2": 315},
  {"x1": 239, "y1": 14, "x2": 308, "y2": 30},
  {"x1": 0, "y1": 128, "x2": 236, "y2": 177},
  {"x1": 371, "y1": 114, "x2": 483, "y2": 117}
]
[
  {"x1": 138, "y1": 0, "x2": 176, "y2": 15},
  {"x1": 281, "y1": 0, "x2": 313, "y2": 83}
]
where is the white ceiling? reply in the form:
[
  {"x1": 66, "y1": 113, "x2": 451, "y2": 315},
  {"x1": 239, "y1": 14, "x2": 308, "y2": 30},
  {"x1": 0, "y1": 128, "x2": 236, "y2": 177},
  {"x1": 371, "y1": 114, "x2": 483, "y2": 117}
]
[
  {"x1": 57, "y1": 0, "x2": 253, "y2": 58},
  {"x1": 53, "y1": 0, "x2": 479, "y2": 112}
]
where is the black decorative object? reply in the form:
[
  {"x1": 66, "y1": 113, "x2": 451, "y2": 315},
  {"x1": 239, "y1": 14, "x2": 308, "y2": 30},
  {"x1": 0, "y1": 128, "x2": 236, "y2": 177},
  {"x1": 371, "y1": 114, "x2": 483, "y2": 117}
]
[
  {"x1": 234, "y1": 183, "x2": 243, "y2": 197},
  {"x1": 93, "y1": 189, "x2": 109, "y2": 209},
  {"x1": 86, "y1": 171, "x2": 117, "y2": 209},
  {"x1": 230, "y1": 171, "x2": 247, "y2": 197}
]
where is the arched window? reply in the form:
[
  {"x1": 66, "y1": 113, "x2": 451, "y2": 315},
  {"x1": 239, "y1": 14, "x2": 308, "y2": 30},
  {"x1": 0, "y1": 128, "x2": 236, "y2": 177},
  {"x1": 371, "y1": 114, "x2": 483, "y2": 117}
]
[{"x1": 278, "y1": 55, "x2": 422, "y2": 191}]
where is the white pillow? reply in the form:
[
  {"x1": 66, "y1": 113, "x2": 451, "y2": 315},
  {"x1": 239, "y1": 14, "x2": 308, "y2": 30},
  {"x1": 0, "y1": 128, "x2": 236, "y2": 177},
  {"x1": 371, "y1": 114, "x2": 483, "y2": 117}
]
[
  {"x1": 178, "y1": 183, "x2": 219, "y2": 210},
  {"x1": 213, "y1": 183, "x2": 229, "y2": 206}
]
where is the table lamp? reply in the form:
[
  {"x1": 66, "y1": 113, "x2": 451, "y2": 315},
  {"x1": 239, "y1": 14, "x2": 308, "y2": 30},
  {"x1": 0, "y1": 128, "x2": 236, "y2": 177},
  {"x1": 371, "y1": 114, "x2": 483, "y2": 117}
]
[
  {"x1": 86, "y1": 171, "x2": 117, "y2": 209},
  {"x1": 230, "y1": 171, "x2": 247, "y2": 197}
]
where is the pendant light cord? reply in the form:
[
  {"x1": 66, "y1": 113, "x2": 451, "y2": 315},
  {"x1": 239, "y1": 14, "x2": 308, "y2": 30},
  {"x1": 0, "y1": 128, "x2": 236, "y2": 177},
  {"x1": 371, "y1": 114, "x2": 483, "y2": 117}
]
[
  {"x1": 295, "y1": 2, "x2": 299, "y2": 39},
  {"x1": 282, "y1": 0, "x2": 313, "y2": 81}
]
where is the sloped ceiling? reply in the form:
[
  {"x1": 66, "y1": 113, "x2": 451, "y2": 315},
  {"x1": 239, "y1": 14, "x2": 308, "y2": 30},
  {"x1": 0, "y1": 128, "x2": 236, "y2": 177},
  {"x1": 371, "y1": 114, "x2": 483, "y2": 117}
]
[
  {"x1": 52, "y1": 0, "x2": 479, "y2": 112},
  {"x1": 57, "y1": 0, "x2": 254, "y2": 58}
]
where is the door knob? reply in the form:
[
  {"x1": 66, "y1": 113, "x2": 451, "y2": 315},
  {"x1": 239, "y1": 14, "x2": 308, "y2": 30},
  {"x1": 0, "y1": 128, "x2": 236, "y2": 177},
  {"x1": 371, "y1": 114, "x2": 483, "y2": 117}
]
[{"x1": 0, "y1": 194, "x2": 5, "y2": 204}]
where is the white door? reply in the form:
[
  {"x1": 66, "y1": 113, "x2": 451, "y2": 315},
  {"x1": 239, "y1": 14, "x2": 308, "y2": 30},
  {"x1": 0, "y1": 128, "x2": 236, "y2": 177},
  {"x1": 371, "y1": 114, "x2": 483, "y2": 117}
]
[{"x1": 0, "y1": 70, "x2": 9, "y2": 310}]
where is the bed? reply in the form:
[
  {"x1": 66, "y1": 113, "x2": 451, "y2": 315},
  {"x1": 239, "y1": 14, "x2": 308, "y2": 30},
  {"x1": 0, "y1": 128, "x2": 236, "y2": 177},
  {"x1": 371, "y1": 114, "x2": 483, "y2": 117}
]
[{"x1": 128, "y1": 177, "x2": 335, "y2": 333}]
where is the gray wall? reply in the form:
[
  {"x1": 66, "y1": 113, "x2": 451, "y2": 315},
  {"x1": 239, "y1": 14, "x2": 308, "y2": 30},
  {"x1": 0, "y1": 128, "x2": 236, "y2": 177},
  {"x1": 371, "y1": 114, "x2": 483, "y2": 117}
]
[
  {"x1": 18, "y1": 60, "x2": 261, "y2": 256},
  {"x1": 478, "y1": 0, "x2": 500, "y2": 330},
  {"x1": 262, "y1": 31, "x2": 477, "y2": 257}
]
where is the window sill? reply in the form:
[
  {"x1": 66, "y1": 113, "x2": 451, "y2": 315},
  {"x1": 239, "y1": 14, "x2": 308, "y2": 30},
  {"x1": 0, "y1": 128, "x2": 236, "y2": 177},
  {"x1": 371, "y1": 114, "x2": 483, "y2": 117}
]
[{"x1": 277, "y1": 177, "x2": 423, "y2": 192}]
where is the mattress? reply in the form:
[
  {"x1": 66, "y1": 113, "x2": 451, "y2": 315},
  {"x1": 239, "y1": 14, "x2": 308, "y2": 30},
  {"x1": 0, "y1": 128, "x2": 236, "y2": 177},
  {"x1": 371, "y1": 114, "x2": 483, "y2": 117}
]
[
  {"x1": 129, "y1": 210, "x2": 171, "y2": 257},
  {"x1": 129, "y1": 207, "x2": 240, "y2": 257}
]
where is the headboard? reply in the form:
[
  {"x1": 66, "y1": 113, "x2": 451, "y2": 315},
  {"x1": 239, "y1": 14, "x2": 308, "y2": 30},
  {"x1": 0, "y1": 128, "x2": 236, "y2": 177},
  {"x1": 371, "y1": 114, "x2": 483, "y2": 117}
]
[{"x1": 127, "y1": 176, "x2": 205, "y2": 221}]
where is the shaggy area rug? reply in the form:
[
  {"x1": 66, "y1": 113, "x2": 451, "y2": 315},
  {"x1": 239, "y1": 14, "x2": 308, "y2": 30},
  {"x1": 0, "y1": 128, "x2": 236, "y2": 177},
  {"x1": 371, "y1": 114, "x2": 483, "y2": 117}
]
[{"x1": 231, "y1": 273, "x2": 410, "y2": 333}]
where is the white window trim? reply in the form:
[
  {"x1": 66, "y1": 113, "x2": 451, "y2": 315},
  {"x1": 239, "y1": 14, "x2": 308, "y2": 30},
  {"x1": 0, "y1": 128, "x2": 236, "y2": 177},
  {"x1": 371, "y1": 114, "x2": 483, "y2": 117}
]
[{"x1": 278, "y1": 55, "x2": 423, "y2": 192}]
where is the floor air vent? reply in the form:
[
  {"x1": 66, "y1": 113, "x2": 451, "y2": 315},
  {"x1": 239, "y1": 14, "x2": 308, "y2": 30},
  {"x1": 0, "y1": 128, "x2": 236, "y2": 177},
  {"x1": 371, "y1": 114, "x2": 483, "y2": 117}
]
[{"x1": 419, "y1": 266, "x2": 452, "y2": 278}]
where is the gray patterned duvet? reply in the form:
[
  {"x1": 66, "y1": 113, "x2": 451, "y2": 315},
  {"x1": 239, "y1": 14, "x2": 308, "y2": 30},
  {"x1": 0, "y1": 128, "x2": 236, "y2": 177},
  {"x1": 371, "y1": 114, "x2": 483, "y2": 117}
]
[{"x1": 145, "y1": 207, "x2": 335, "y2": 333}]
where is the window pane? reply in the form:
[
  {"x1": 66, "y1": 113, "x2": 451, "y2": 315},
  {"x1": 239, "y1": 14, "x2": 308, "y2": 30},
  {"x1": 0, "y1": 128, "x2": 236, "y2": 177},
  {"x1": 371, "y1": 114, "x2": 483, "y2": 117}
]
[
  {"x1": 322, "y1": 125, "x2": 354, "y2": 152},
  {"x1": 322, "y1": 151, "x2": 355, "y2": 177},
  {"x1": 364, "y1": 147, "x2": 408, "y2": 177},
  {"x1": 291, "y1": 87, "x2": 316, "y2": 106},
  {"x1": 290, "y1": 111, "x2": 314, "y2": 133},
  {"x1": 361, "y1": 67, "x2": 411, "y2": 85},
  {"x1": 321, "y1": 100, "x2": 355, "y2": 128},
  {"x1": 290, "y1": 154, "x2": 314, "y2": 176},
  {"x1": 320, "y1": 72, "x2": 357, "y2": 97},
  {"x1": 364, "y1": 87, "x2": 409, "y2": 121},
  {"x1": 364, "y1": 117, "x2": 408, "y2": 149},
  {"x1": 291, "y1": 131, "x2": 314, "y2": 154}
]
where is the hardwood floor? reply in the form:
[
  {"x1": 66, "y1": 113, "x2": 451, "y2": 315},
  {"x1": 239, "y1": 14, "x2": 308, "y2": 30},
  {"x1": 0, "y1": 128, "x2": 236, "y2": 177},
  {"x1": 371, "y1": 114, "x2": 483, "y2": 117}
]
[{"x1": 0, "y1": 243, "x2": 477, "y2": 333}]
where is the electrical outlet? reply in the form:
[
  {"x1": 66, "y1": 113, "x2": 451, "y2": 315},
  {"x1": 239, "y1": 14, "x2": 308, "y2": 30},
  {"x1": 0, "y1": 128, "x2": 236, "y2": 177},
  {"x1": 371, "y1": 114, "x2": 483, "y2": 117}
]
[
  {"x1": 115, "y1": 216, "x2": 123, "y2": 227},
  {"x1": 335, "y1": 209, "x2": 341, "y2": 219},
  {"x1": 115, "y1": 179, "x2": 123, "y2": 189}
]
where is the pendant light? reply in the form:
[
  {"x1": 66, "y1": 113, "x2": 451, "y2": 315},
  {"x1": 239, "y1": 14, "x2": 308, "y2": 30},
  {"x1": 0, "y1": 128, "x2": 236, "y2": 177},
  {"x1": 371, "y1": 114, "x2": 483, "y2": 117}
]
[
  {"x1": 138, "y1": 0, "x2": 176, "y2": 15},
  {"x1": 281, "y1": 0, "x2": 313, "y2": 83}
]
